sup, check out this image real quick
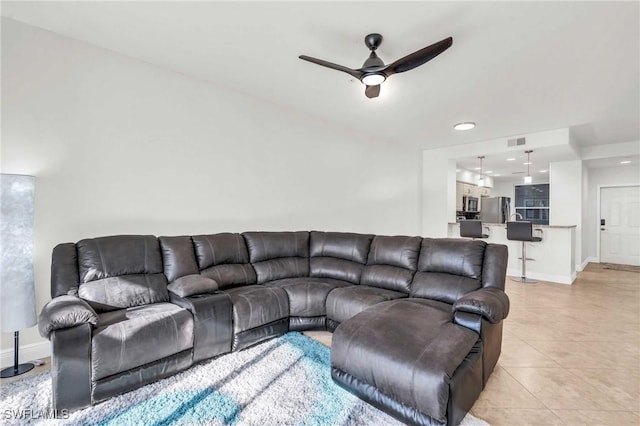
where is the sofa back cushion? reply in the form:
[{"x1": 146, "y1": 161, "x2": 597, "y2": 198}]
[
  {"x1": 159, "y1": 236, "x2": 200, "y2": 283},
  {"x1": 76, "y1": 235, "x2": 169, "y2": 312},
  {"x1": 410, "y1": 238, "x2": 486, "y2": 303},
  {"x1": 360, "y1": 235, "x2": 422, "y2": 293},
  {"x1": 309, "y1": 231, "x2": 374, "y2": 284},
  {"x1": 192, "y1": 233, "x2": 257, "y2": 288},
  {"x1": 243, "y1": 231, "x2": 309, "y2": 284}
]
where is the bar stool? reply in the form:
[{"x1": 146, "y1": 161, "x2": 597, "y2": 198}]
[
  {"x1": 507, "y1": 221, "x2": 543, "y2": 283},
  {"x1": 459, "y1": 220, "x2": 489, "y2": 239}
]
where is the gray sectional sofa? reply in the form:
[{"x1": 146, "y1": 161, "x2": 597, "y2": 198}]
[{"x1": 38, "y1": 231, "x2": 509, "y2": 426}]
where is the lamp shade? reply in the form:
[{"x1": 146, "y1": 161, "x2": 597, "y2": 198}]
[{"x1": 0, "y1": 174, "x2": 36, "y2": 332}]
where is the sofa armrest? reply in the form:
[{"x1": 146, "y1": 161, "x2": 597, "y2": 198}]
[
  {"x1": 167, "y1": 274, "x2": 219, "y2": 298},
  {"x1": 38, "y1": 295, "x2": 98, "y2": 339},
  {"x1": 453, "y1": 288, "x2": 510, "y2": 324},
  {"x1": 170, "y1": 291, "x2": 232, "y2": 362}
]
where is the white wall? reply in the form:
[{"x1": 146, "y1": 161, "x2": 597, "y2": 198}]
[
  {"x1": 549, "y1": 160, "x2": 583, "y2": 268},
  {"x1": 584, "y1": 165, "x2": 640, "y2": 262},
  {"x1": 1, "y1": 20, "x2": 420, "y2": 352}
]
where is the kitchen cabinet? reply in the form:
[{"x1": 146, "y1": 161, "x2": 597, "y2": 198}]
[{"x1": 480, "y1": 187, "x2": 491, "y2": 197}]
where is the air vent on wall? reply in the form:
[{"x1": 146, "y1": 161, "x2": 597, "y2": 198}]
[{"x1": 507, "y1": 137, "x2": 526, "y2": 147}]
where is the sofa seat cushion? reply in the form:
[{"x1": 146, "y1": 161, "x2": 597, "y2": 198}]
[
  {"x1": 223, "y1": 285, "x2": 289, "y2": 333},
  {"x1": 325, "y1": 285, "x2": 407, "y2": 324},
  {"x1": 331, "y1": 298, "x2": 479, "y2": 424},
  {"x1": 91, "y1": 303, "x2": 194, "y2": 381},
  {"x1": 264, "y1": 278, "x2": 352, "y2": 317}
]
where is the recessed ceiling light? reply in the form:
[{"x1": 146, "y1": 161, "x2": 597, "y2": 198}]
[
  {"x1": 620, "y1": 160, "x2": 631, "y2": 164},
  {"x1": 506, "y1": 158, "x2": 515, "y2": 161},
  {"x1": 539, "y1": 169, "x2": 548, "y2": 173},
  {"x1": 486, "y1": 170, "x2": 493, "y2": 174},
  {"x1": 453, "y1": 122, "x2": 475, "y2": 131},
  {"x1": 474, "y1": 167, "x2": 481, "y2": 170},
  {"x1": 523, "y1": 162, "x2": 532, "y2": 165},
  {"x1": 493, "y1": 174, "x2": 501, "y2": 177}
]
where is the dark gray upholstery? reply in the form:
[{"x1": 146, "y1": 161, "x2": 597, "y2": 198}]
[
  {"x1": 309, "y1": 231, "x2": 373, "y2": 284},
  {"x1": 170, "y1": 292, "x2": 232, "y2": 362},
  {"x1": 38, "y1": 295, "x2": 98, "y2": 338},
  {"x1": 453, "y1": 287, "x2": 510, "y2": 323},
  {"x1": 223, "y1": 285, "x2": 289, "y2": 333},
  {"x1": 51, "y1": 243, "x2": 79, "y2": 297},
  {"x1": 411, "y1": 238, "x2": 486, "y2": 303},
  {"x1": 77, "y1": 235, "x2": 163, "y2": 282},
  {"x1": 506, "y1": 221, "x2": 542, "y2": 242},
  {"x1": 159, "y1": 236, "x2": 199, "y2": 282},
  {"x1": 360, "y1": 235, "x2": 421, "y2": 293},
  {"x1": 167, "y1": 274, "x2": 219, "y2": 297},
  {"x1": 332, "y1": 298, "x2": 479, "y2": 425},
  {"x1": 326, "y1": 285, "x2": 407, "y2": 324},
  {"x1": 264, "y1": 277, "x2": 351, "y2": 317},
  {"x1": 50, "y1": 323, "x2": 92, "y2": 410},
  {"x1": 192, "y1": 233, "x2": 257, "y2": 288},
  {"x1": 459, "y1": 220, "x2": 489, "y2": 239},
  {"x1": 243, "y1": 232, "x2": 309, "y2": 283},
  {"x1": 481, "y1": 244, "x2": 509, "y2": 290},
  {"x1": 42, "y1": 230, "x2": 509, "y2": 423},
  {"x1": 78, "y1": 274, "x2": 170, "y2": 312},
  {"x1": 75, "y1": 236, "x2": 170, "y2": 312},
  {"x1": 91, "y1": 303, "x2": 194, "y2": 380}
]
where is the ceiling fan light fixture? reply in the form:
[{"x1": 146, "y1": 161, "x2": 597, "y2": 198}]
[
  {"x1": 361, "y1": 73, "x2": 386, "y2": 86},
  {"x1": 454, "y1": 122, "x2": 475, "y2": 131}
]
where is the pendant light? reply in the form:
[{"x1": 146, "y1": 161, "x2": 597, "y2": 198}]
[
  {"x1": 524, "y1": 150, "x2": 533, "y2": 184},
  {"x1": 477, "y1": 156, "x2": 485, "y2": 187}
]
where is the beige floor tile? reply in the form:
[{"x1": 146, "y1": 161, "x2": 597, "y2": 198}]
[
  {"x1": 475, "y1": 367, "x2": 546, "y2": 409},
  {"x1": 498, "y1": 339, "x2": 562, "y2": 368},
  {"x1": 551, "y1": 409, "x2": 640, "y2": 425},
  {"x1": 566, "y1": 368, "x2": 640, "y2": 411},
  {"x1": 526, "y1": 340, "x2": 640, "y2": 369},
  {"x1": 470, "y1": 406, "x2": 564, "y2": 425},
  {"x1": 505, "y1": 367, "x2": 628, "y2": 411},
  {"x1": 302, "y1": 330, "x2": 332, "y2": 347}
]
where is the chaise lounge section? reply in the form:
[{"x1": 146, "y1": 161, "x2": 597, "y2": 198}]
[{"x1": 38, "y1": 230, "x2": 509, "y2": 425}]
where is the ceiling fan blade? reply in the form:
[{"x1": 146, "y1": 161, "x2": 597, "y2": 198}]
[
  {"x1": 365, "y1": 85, "x2": 380, "y2": 98},
  {"x1": 299, "y1": 55, "x2": 364, "y2": 79},
  {"x1": 383, "y1": 37, "x2": 453, "y2": 76}
]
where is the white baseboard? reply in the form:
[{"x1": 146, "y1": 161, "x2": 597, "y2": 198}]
[
  {"x1": 506, "y1": 268, "x2": 575, "y2": 285},
  {"x1": 1, "y1": 341, "x2": 51, "y2": 369},
  {"x1": 577, "y1": 257, "x2": 598, "y2": 272}
]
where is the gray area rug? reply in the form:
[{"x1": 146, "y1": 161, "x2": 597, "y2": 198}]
[{"x1": 0, "y1": 332, "x2": 489, "y2": 425}]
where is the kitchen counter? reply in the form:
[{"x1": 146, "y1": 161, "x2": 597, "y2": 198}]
[
  {"x1": 448, "y1": 222, "x2": 577, "y2": 284},
  {"x1": 450, "y1": 222, "x2": 577, "y2": 229}
]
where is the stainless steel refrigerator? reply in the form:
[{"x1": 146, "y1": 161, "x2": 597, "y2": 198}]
[{"x1": 481, "y1": 197, "x2": 511, "y2": 223}]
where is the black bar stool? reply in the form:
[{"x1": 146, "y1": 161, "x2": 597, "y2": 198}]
[
  {"x1": 506, "y1": 221, "x2": 543, "y2": 283},
  {"x1": 459, "y1": 220, "x2": 489, "y2": 239}
]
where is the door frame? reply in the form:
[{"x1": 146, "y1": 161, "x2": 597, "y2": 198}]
[{"x1": 596, "y1": 183, "x2": 640, "y2": 263}]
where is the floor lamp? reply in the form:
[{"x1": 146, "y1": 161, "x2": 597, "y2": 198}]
[{"x1": 1, "y1": 174, "x2": 37, "y2": 378}]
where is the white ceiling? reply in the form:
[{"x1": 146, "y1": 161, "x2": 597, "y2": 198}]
[{"x1": 2, "y1": 1, "x2": 639, "y2": 151}]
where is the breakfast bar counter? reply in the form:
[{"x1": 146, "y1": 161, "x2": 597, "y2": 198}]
[{"x1": 448, "y1": 222, "x2": 577, "y2": 284}]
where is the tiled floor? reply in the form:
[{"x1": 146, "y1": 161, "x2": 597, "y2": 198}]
[
  {"x1": 471, "y1": 263, "x2": 640, "y2": 425},
  {"x1": 307, "y1": 263, "x2": 640, "y2": 425},
  {"x1": 3, "y1": 264, "x2": 638, "y2": 425}
]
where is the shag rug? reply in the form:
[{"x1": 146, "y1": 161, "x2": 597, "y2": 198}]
[{"x1": 1, "y1": 332, "x2": 489, "y2": 425}]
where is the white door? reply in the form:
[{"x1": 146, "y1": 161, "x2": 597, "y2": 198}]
[{"x1": 600, "y1": 186, "x2": 640, "y2": 266}]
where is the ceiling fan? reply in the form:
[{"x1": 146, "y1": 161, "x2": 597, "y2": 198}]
[{"x1": 299, "y1": 33, "x2": 453, "y2": 99}]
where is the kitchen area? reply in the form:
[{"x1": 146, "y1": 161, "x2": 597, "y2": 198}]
[{"x1": 449, "y1": 158, "x2": 577, "y2": 284}]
